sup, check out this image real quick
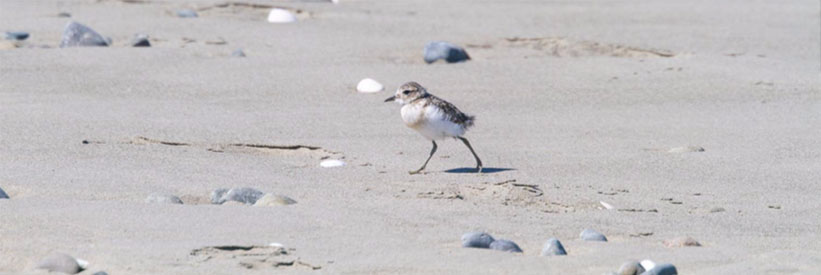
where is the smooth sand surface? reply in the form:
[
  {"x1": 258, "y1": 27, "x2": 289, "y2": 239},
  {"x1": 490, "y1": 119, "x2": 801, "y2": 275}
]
[{"x1": 1, "y1": 0, "x2": 820, "y2": 274}]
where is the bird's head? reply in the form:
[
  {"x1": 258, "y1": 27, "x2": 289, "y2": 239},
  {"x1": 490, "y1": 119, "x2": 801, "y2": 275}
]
[{"x1": 384, "y1": 81, "x2": 427, "y2": 105}]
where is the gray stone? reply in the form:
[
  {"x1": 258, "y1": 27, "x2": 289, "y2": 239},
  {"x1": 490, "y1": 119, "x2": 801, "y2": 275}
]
[
  {"x1": 131, "y1": 34, "x2": 150, "y2": 47},
  {"x1": 253, "y1": 194, "x2": 297, "y2": 206},
  {"x1": 580, "y1": 228, "x2": 607, "y2": 242},
  {"x1": 35, "y1": 253, "x2": 82, "y2": 274},
  {"x1": 423, "y1": 41, "x2": 470, "y2": 64},
  {"x1": 489, "y1": 239, "x2": 523, "y2": 253},
  {"x1": 0, "y1": 187, "x2": 8, "y2": 199},
  {"x1": 145, "y1": 193, "x2": 183, "y2": 204},
  {"x1": 461, "y1": 232, "x2": 494, "y2": 248},
  {"x1": 211, "y1": 187, "x2": 264, "y2": 205},
  {"x1": 540, "y1": 238, "x2": 567, "y2": 256},
  {"x1": 176, "y1": 9, "x2": 198, "y2": 18},
  {"x1": 641, "y1": 263, "x2": 677, "y2": 275},
  {"x1": 58, "y1": 12, "x2": 72, "y2": 18},
  {"x1": 59, "y1": 21, "x2": 109, "y2": 48},
  {"x1": 92, "y1": 272, "x2": 108, "y2": 275},
  {"x1": 232, "y1": 48, "x2": 246, "y2": 57},
  {"x1": 618, "y1": 260, "x2": 646, "y2": 275},
  {"x1": 5, "y1": 32, "x2": 29, "y2": 41}
]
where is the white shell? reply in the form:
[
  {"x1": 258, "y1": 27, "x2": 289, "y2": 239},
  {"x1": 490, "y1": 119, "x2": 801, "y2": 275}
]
[
  {"x1": 267, "y1": 9, "x2": 297, "y2": 23},
  {"x1": 599, "y1": 201, "x2": 614, "y2": 210},
  {"x1": 640, "y1": 259, "x2": 656, "y2": 271},
  {"x1": 320, "y1": 159, "x2": 346, "y2": 168},
  {"x1": 75, "y1": 258, "x2": 89, "y2": 269},
  {"x1": 356, "y1": 78, "x2": 384, "y2": 93},
  {"x1": 269, "y1": 242, "x2": 284, "y2": 248}
]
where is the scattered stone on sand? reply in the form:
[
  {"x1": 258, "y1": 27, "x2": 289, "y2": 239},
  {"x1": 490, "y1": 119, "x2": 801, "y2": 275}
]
[
  {"x1": 5, "y1": 32, "x2": 29, "y2": 41},
  {"x1": 58, "y1": 12, "x2": 72, "y2": 18},
  {"x1": 0, "y1": 187, "x2": 8, "y2": 199},
  {"x1": 461, "y1": 232, "x2": 495, "y2": 248},
  {"x1": 709, "y1": 207, "x2": 725, "y2": 213},
  {"x1": 211, "y1": 187, "x2": 264, "y2": 205},
  {"x1": 145, "y1": 193, "x2": 183, "y2": 204},
  {"x1": 267, "y1": 8, "x2": 297, "y2": 23},
  {"x1": 641, "y1": 263, "x2": 677, "y2": 275},
  {"x1": 580, "y1": 228, "x2": 608, "y2": 242},
  {"x1": 320, "y1": 159, "x2": 346, "y2": 168},
  {"x1": 176, "y1": 9, "x2": 198, "y2": 18},
  {"x1": 356, "y1": 78, "x2": 384, "y2": 93},
  {"x1": 618, "y1": 260, "x2": 646, "y2": 275},
  {"x1": 489, "y1": 239, "x2": 523, "y2": 253},
  {"x1": 253, "y1": 193, "x2": 297, "y2": 206},
  {"x1": 423, "y1": 41, "x2": 470, "y2": 64},
  {"x1": 640, "y1": 259, "x2": 656, "y2": 271},
  {"x1": 232, "y1": 48, "x2": 246, "y2": 57},
  {"x1": 768, "y1": 205, "x2": 781, "y2": 210},
  {"x1": 663, "y1": 236, "x2": 701, "y2": 247},
  {"x1": 131, "y1": 34, "x2": 150, "y2": 47},
  {"x1": 59, "y1": 21, "x2": 109, "y2": 48},
  {"x1": 540, "y1": 238, "x2": 567, "y2": 256},
  {"x1": 667, "y1": 146, "x2": 705, "y2": 153},
  {"x1": 35, "y1": 253, "x2": 83, "y2": 274},
  {"x1": 92, "y1": 271, "x2": 108, "y2": 275}
]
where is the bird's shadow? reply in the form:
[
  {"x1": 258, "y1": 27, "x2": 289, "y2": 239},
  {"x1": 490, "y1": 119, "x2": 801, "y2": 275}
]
[{"x1": 443, "y1": 167, "x2": 516, "y2": 174}]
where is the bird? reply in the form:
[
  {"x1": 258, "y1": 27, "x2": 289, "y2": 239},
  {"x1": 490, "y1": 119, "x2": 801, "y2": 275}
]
[{"x1": 384, "y1": 81, "x2": 483, "y2": 174}]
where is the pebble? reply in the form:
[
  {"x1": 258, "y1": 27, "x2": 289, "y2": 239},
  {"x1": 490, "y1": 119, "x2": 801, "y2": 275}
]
[
  {"x1": 600, "y1": 201, "x2": 615, "y2": 210},
  {"x1": 253, "y1": 194, "x2": 297, "y2": 206},
  {"x1": 176, "y1": 9, "x2": 198, "y2": 18},
  {"x1": 540, "y1": 238, "x2": 567, "y2": 256},
  {"x1": 640, "y1": 259, "x2": 656, "y2": 271},
  {"x1": 461, "y1": 232, "x2": 495, "y2": 248},
  {"x1": 580, "y1": 228, "x2": 607, "y2": 242},
  {"x1": 267, "y1": 8, "x2": 297, "y2": 23},
  {"x1": 0, "y1": 187, "x2": 8, "y2": 199},
  {"x1": 618, "y1": 260, "x2": 645, "y2": 275},
  {"x1": 667, "y1": 146, "x2": 705, "y2": 153},
  {"x1": 5, "y1": 32, "x2": 29, "y2": 41},
  {"x1": 131, "y1": 34, "x2": 150, "y2": 47},
  {"x1": 92, "y1": 272, "x2": 108, "y2": 275},
  {"x1": 59, "y1": 21, "x2": 109, "y2": 48},
  {"x1": 640, "y1": 263, "x2": 677, "y2": 275},
  {"x1": 58, "y1": 12, "x2": 72, "y2": 18},
  {"x1": 232, "y1": 48, "x2": 246, "y2": 57},
  {"x1": 35, "y1": 253, "x2": 82, "y2": 274},
  {"x1": 663, "y1": 236, "x2": 701, "y2": 247},
  {"x1": 211, "y1": 187, "x2": 264, "y2": 205},
  {"x1": 489, "y1": 239, "x2": 523, "y2": 253},
  {"x1": 709, "y1": 207, "x2": 726, "y2": 213},
  {"x1": 423, "y1": 41, "x2": 470, "y2": 64},
  {"x1": 145, "y1": 193, "x2": 183, "y2": 204},
  {"x1": 356, "y1": 78, "x2": 384, "y2": 93},
  {"x1": 320, "y1": 159, "x2": 346, "y2": 168}
]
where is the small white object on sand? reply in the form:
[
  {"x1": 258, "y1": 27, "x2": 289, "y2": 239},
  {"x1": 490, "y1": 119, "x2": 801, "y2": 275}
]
[
  {"x1": 320, "y1": 159, "x2": 345, "y2": 168},
  {"x1": 356, "y1": 78, "x2": 385, "y2": 93},
  {"x1": 600, "y1": 201, "x2": 614, "y2": 210},
  {"x1": 267, "y1": 9, "x2": 297, "y2": 23}
]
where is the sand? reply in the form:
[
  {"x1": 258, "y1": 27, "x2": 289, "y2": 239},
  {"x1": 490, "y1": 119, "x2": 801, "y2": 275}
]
[{"x1": 1, "y1": 0, "x2": 820, "y2": 274}]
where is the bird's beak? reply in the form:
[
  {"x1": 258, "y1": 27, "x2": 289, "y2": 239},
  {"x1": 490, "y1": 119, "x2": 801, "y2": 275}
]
[{"x1": 384, "y1": 95, "x2": 396, "y2": 102}]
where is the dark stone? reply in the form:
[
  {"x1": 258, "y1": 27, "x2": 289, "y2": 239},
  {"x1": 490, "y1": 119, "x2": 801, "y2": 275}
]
[
  {"x1": 131, "y1": 34, "x2": 150, "y2": 47},
  {"x1": 5, "y1": 32, "x2": 29, "y2": 41},
  {"x1": 489, "y1": 239, "x2": 523, "y2": 253},
  {"x1": 641, "y1": 263, "x2": 677, "y2": 275},
  {"x1": 461, "y1": 232, "x2": 494, "y2": 248},
  {"x1": 580, "y1": 228, "x2": 607, "y2": 242},
  {"x1": 540, "y1": 238, "x2": 567, "y2": 256},
  {"x1": 423, "y1": 41, "x2": 470, "y2": 64},
  {"x1": 176, "y1": 9, "x2": 198, "y2": 18}
]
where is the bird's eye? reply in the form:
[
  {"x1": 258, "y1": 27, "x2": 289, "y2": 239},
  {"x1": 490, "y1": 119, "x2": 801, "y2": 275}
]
[{"x1": 402, "y1": 90, "x2": 411, "y2": 95}]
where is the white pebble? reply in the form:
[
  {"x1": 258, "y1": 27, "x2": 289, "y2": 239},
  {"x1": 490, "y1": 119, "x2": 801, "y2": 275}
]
[
  {"x1": 267, "y1": 9, "x2": 297, "y2": 23},
  {"x1": 320, "y1": 159, "x2": 345, "y2": 168},
  {"x1": 75, "y1": 258, "x2": 89, "y2": 269},
  {"x1": 356, "y1": 78, "x2": 385, "y2": 93},
  {"x1": 269, "y1": 242, "x2": 284, "y2": 248},
  {"x1": 600, "y1": 201, "x2": 614, "y2": 210},
  {"x1": 640, "y1": 259, "x2": 656, "y2": 271}
]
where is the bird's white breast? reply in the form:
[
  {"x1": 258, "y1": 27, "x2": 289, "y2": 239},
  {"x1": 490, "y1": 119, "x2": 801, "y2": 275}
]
[{"x1": 401, "y1": 103, "x2": 465, "y2": 140}]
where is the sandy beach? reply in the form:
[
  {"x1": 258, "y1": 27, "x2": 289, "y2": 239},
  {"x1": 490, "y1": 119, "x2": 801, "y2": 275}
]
[{"x1": 1, "y1": 0, "x2": 820, "y2": 274}]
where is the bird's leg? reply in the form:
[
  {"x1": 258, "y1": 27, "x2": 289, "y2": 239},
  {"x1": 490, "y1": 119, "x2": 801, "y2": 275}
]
[
  {"x1": 458, "y1": 137, "x2": 483, "y2": 173},
  {"x1": 409, "y1": 140, "x2": 437, "y2": 174}
]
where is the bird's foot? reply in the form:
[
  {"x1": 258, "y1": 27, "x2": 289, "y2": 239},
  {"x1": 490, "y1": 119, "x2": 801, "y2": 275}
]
[{"x1": 409, "y1": 169, "x2": 426, "y2": 175}]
